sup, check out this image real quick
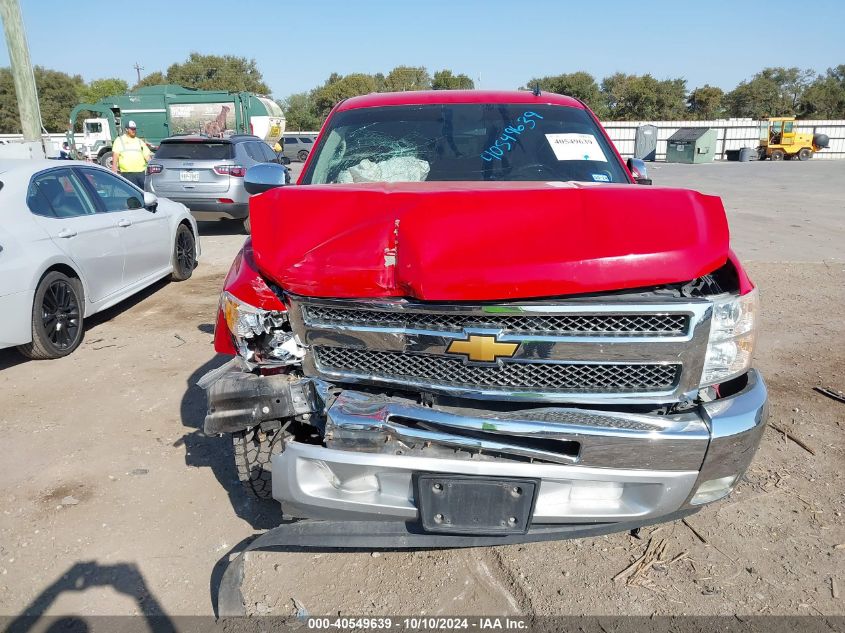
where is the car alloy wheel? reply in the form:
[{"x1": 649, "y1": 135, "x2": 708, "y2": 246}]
[{"x1": 41, "y1": 279, "x2": 81, "y2": 351}]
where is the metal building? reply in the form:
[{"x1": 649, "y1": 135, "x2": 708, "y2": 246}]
[{"x1": 665, "y1": 128, "x2": 717, "y2": 163}]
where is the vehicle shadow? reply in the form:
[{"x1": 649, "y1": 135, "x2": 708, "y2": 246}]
[
  {"x1": 4, "y1": 561, "x2": 177, "y2": 633},
  {"x1": 178, "y1": 354, "x2": 282, "y2": 531},
  {"x1": 0, "y1": 277, "x2": 171, "y2": 371}
]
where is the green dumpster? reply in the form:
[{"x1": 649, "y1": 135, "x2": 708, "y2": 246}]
[{"x1": 665, "y1": 128, "x2": 717, "y2": 164}]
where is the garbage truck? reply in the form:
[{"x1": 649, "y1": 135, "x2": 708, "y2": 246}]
[{"x1": 67, "y1": 84, "x2": 285, "y2": 167}]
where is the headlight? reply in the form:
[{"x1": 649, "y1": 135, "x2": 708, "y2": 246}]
[
  {"x1": 700, "y1": 289, "x2": 759, "y2": 386},
  {"x1": 221, "y1": 292, "x2": 304, "y2": 367}
]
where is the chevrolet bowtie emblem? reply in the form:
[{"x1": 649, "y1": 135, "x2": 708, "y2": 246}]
[{"x1": 446, "y1": 335, "x2": 518, "y2": 363}]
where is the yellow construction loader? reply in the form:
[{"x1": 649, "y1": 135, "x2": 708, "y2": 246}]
[{"x1": 758, "y1": 117, "x2": 829, "y2": 161}]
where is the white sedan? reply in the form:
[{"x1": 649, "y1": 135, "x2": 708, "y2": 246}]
[{"x1": 0, "y1": 159, "x2": 200, "y2": 359}]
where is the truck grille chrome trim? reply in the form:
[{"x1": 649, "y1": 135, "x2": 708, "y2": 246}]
[
  {"x1": 315, "y1": 347, "x2": 680, "y2": 394},
  {"x1": 287, "y1": 295, "x2": 712, "y2": 404},
  {"x1": 303, "y1": 305, "x2": 689, "y2": 337},
  {"x1": 322, "y1": 390, "x2": 710, "y2": 470}
]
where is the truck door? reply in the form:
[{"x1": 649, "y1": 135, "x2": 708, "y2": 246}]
[{"x1": 781, "y1": 120, "x2": 795, "y2": 146}]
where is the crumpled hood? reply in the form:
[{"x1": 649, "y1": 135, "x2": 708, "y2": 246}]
[{"x1": 249, "y1": 181, "x2": 730, "y2": 301}]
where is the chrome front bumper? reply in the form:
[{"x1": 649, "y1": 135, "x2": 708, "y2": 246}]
[{"x1": 271, "y1": 370, "x2": 768, "y2": 527}]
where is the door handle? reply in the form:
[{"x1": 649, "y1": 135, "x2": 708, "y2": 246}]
[
  {"x1": 57, "y1": 229, "x2": 77, "y2": 238},
  {"x1": 118, "y1": 219, "x2": 132, "y2": 227}
]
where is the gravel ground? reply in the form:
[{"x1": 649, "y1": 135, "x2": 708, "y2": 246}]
[{"x1": 0, "y1": 161, "x2": 843, "y2": 618}]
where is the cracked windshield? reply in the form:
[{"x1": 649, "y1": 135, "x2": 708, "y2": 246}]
[{"x1": 303, "y1": 104, "x2": 628, "y2": 185}]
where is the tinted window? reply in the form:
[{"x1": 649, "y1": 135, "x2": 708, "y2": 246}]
[
  {"x1": 303, "y1": 104, "x2": 629, "y2": 185},
  {"x1": 155, "y1": 141, "x2": 234, "y2": 160},
  {"x1": 244, "y1": 142, "x2": 265, "y2": 162},
  {"x1": 299, "y1": 137, "x2": 314, "y2": 144},
  {"x1": 283, "y1": 137, "x2": 299, "y2": 145},
  {"x1": 80, "y1": 169, "x2": 144, "y2": 211},
  {"x1": 28, "y1": 169, "x2": 96, "y2": 218},
  {"x1": 259, "y1": 143, "x2": 277, "y2": 162}
]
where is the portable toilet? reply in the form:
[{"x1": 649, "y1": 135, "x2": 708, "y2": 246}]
[
  {"x1": 634, "y1": 124, "x2": 658, "y2": 161},
  {"x1": 665, "y1": 127, "x2": 717, "y2": 163}
]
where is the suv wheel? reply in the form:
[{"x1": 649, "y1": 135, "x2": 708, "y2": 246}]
[{"x1": 297, "y1": 150, "x2": 309, "y2": 162}]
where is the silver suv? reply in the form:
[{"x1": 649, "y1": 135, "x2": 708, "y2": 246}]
[
  {"x1": 145, "y1": 135, "x2": 290, "y2": 233},
  {"x1": 281, "y1": 134, "x2": 317, "y2": 162}
]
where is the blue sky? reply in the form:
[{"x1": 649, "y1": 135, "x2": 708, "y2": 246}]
[{"x1": 2, "y1": 0, "x2": 843, "y2": 99}]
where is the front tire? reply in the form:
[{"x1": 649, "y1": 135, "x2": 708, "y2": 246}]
[
  {"x1": 232, "y1": 427, "x2": 286, "y2": 498},
  {"x1": 770, "y1": 149, "x2": 786, "y2": 161},
  {"x1": 171, "y1": 223, "x2": 196, "y2": 281},
  {"x1": 99, "y1": 151, "x2": 114, "y2": 169},
  {"x1": 297, "y1": 149, "x2": 309, "y2": 162},
  {"x1": 18, "y1": 271, "x2": 84, "y2": 360},
  {"x1": 798, "y1": 148, "x2": 813, "y2": 161}
]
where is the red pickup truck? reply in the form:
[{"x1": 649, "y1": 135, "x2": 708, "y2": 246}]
[{"x1": 201, "y1": 90, "x2": 767, "y2": 545}]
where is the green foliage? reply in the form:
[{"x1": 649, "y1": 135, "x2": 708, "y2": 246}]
[
  {"x1": 164, "y1": 53, "x2": 270, "y2": 94},
  {"x1": 0, "y1": 68, "x2": 18, "y2": 133},
  {"x1": 431, "y1": 69, "x2": 474, "y2": 90},
  {"x1": 78, "y1": 78, "x2": 128, "y2": 104},
  {"x1": 601, "y1": 73, "x2": 687, "y2": 120},
  {"x1": 312, "y1": 73, "x2": 378, "y2": 118},
  {"x1": 687, "y1": 85, "x2": 724, "y2": 119},
  {"x1": 132, "y1": 71, "x2": 166, "y2": 90},
  {"x1": 383, "y1": 66, "x2": 431, "y2": 92},
  {"x1": 525, "y1": 72, "x2": 605, "y2": 117},
  {"x1": 724, "y1": 67, "x2": 814, "y2": 118},
  {"x1": 280, "y1": 92, "x2": 321, "y2": 131},
  {"x1": 799, "y1": 65, "x2": 845, "y2": 119},
  {"x1": 0, "y1": 66, "x2": 86, "y2": 133}
]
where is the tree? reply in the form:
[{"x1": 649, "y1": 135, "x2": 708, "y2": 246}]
[
  {"x1": 164, "y1": 53, "x2": 270, "y2": 94},
  {"x1": 280, "y1": 92, "x2": 321, "y2": 131},
  {"x1": 78, "y1": 78, "x2": 128, "y2": 104},
  {"x1": 312, "y1": 73, "x2": 378, "y2": 118},
  {"x1": 525, "y1": 71, "x2": 605, "y2": 117},
  {"x1": 687, "y1": 84, "x2": 724, "y2": 119},
  {"x1": 601, "y1": 73, "x2": 686, "y2": 120},
  {"x1": 431, "y1": 69, "x2": 474, "y2": 90},
  {"x1": 1, "y1": 66, "x2": 89, "y2": 133},
  {"x1": 383, "y1": 66, "x2": 431, "y2": 92},
  {"x1": 799, "y1": 65, "x2": 845, "y2": 119},
  {"x1": 132, "y1": 71, "x2": 166, "y2": 90},
  {"x1": 724, "y1": 67, "x2": 814, "y2": 118}
]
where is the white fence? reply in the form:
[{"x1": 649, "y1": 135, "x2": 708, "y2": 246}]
[{"x1": 601, "y1": 119, "x2": 845, "y2": 160}]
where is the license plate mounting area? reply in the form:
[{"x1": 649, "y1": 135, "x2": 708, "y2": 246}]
[{"x1": 415, "y1": 475, "x2": 539, "y2": 535}]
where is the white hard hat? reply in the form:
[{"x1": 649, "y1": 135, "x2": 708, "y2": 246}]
[{"x1": 127, "y1": 120, "x2": 137, "y2": 129}]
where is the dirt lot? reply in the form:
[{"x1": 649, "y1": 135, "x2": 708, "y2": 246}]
[{"x1": 1, "y1": 161, "x2": 843, "y2": 618}]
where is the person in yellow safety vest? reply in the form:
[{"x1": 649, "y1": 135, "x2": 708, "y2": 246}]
[{"x1": 112, "y1": 120, "x2": 152, "y2": 189}]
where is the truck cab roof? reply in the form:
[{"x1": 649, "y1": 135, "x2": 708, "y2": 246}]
[{"x1": 335, "y1": 90, "x2": 586, "y2": 112}]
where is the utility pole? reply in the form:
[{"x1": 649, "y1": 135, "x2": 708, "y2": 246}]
[
  {"x1": 133, "y1": 61, "x2": 144, "y2": 84},
  {"x1": 0, "y1": 0, "x2": 41, "y2": 142}
]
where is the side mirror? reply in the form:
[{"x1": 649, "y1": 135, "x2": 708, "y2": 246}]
[
  {"x1": 245, "y1": 163, "x2": 287, "y2": 195},
  {"x1": 627, "y1": 158, "x2": 652, "y2": 185},
  {"x1": 143, "y1": 191, "x2": 158, "y2": 212}
]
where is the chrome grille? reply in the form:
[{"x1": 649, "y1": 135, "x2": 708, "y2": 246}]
[
  {"x1": 314, "y1": 347, "x2": 680, "y2": 394},
  {"x1": 304, "y1": 305, "x2": 688, "y2": 336}
]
